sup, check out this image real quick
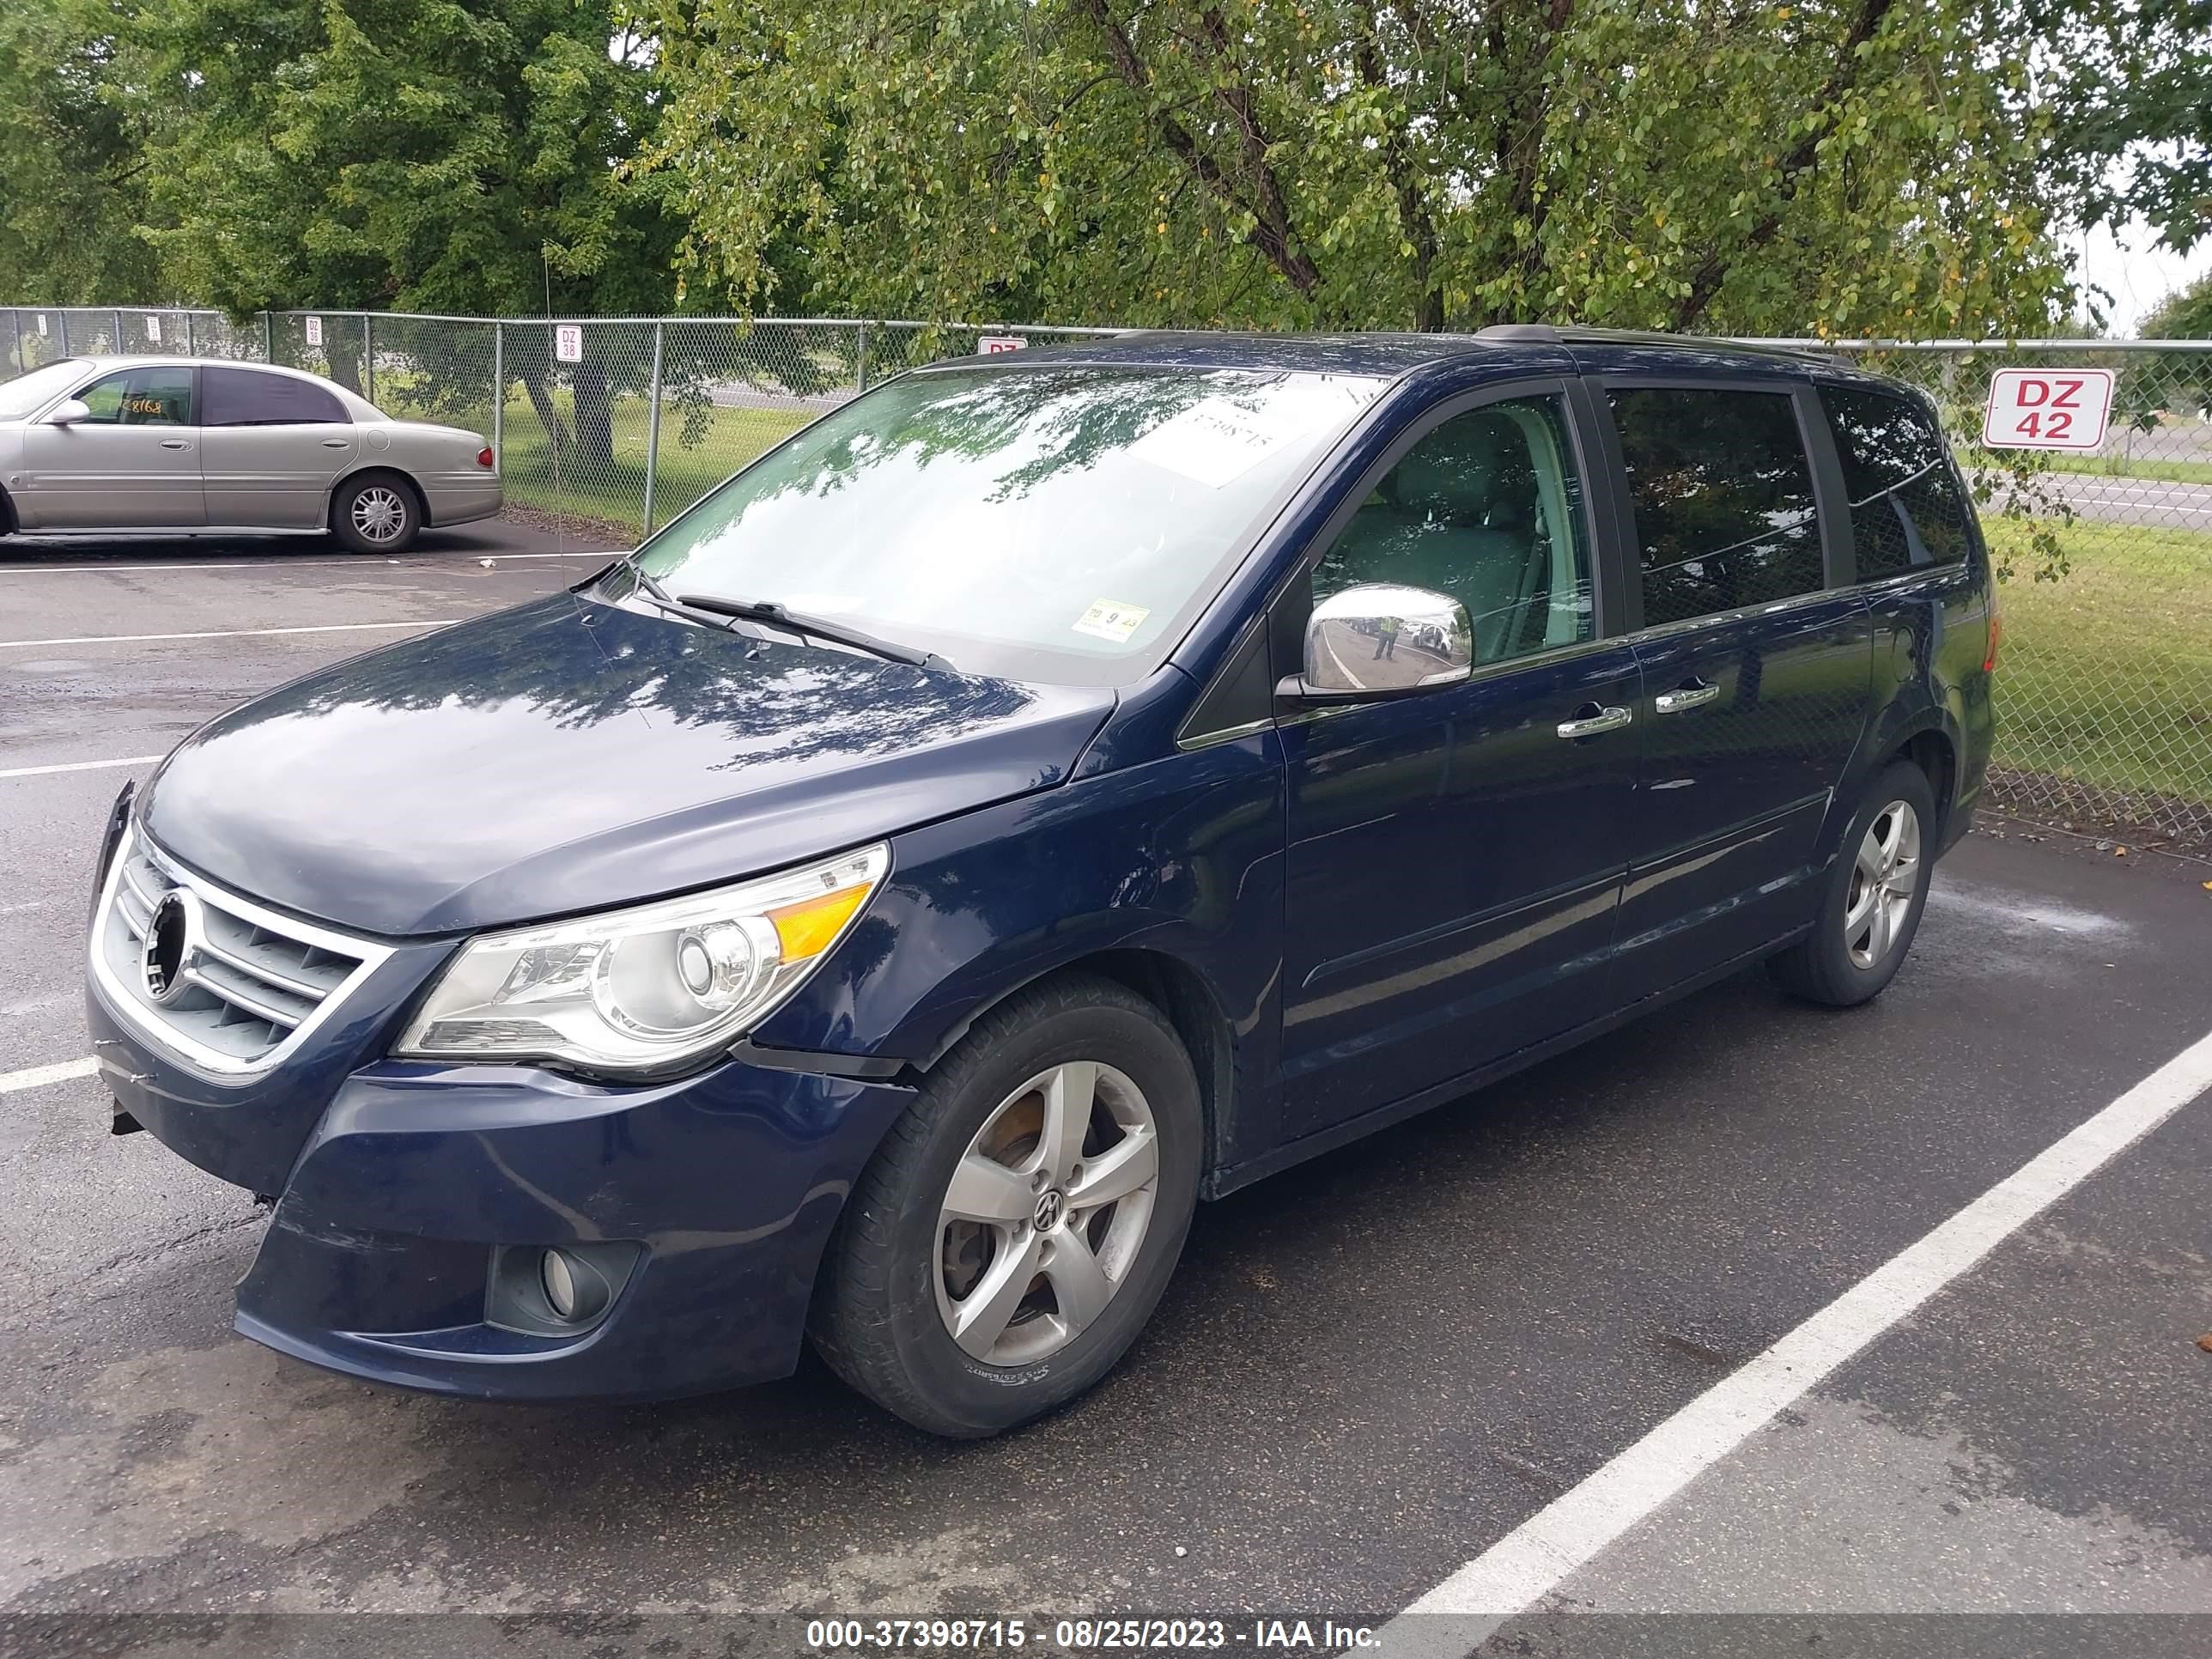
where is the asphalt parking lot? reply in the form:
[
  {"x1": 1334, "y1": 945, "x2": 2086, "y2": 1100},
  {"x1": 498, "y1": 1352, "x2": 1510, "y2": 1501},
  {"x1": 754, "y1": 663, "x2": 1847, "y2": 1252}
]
[{"x1": 3, "y1": 523, "x2": 2209, "y2": 1655}]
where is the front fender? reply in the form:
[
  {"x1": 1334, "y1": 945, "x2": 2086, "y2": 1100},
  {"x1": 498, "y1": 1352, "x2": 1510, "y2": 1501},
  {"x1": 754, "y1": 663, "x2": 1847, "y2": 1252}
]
[{"x1": 749, "y1": 732, "x2": 1288, "y2": 1166}]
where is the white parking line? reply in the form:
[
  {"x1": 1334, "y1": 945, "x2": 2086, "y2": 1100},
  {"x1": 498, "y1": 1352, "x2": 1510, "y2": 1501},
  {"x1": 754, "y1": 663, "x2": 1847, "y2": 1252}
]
[
  {"x1": 1378, "y1": 1023, "x2": 2212, "y2": 1654},
  {"x1": 0, "y1": 1057, "x2": 100, "y2": 1094},
  {"x1": 0, "y1": 550, "x2": 610, "y2": 575},
  {"x1": 0, "y1": 619, "x2": 457, "y2": 650},
  {"x1": 0, "y1": 756, "x2": 161, "y2": 780}
]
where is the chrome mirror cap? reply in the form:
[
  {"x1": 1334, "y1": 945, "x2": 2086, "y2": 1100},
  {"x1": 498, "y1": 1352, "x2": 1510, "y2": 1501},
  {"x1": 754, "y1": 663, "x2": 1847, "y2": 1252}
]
[{"x1": 1294, "y1": 582, "x2": 1474, "y2": 697}]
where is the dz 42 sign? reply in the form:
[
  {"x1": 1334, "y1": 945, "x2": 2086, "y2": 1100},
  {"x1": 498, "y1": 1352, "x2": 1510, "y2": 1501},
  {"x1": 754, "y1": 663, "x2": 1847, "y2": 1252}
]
[{"x1": 1981, "y1": 368, "x2": 2114, "y2": 451}]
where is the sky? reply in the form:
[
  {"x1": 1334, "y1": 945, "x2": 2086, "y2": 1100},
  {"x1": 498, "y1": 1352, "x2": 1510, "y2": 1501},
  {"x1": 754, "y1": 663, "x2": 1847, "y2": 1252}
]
[{"x1": 2075, "y1": 219, "x2": 2211, "y2": 336}]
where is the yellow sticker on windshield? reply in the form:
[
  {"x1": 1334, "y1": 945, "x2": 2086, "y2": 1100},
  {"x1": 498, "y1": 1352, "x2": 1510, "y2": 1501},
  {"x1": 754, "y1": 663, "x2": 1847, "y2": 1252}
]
[{"x1": 1073, "y1": 599, "x2": 1150, "y2": 644}]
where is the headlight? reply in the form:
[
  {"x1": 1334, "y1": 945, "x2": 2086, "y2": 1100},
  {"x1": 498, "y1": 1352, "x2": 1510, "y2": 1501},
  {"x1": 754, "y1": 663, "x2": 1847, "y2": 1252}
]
[{"x1": 394, "y1": 844, "x2": 888, "y2": 1077}]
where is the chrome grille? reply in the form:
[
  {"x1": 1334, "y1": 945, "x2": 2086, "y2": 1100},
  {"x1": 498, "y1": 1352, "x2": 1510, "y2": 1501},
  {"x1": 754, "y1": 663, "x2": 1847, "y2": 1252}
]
[{"x1": 92, "y1": 830, "x2": 390, "y2": 1076}]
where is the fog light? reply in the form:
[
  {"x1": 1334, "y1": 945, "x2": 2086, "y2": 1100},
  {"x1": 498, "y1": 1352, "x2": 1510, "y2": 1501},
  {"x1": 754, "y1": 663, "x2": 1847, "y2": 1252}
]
[
  {"x1": 542, "y1": 1249, "x2": 580, "y2": 1319},
  {"x1": 485, "y1": 1240, "x2": 640, "y2": 1338}
]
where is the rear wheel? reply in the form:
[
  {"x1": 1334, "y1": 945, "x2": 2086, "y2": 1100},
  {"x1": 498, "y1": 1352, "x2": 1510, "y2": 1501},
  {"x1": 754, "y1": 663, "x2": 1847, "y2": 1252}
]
[
  {"x1": 810, "y1": 972, "x2": 1202, "y2": 1438},
  {"x1": 1771, "y1": 758, "x2": 1937, "y2": 1006},
  {"x1": 331, "y1": 474, "x2": 420, "y2": 554}
]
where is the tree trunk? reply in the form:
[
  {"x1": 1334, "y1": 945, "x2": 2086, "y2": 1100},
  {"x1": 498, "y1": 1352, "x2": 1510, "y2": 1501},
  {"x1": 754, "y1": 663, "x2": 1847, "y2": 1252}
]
[
  {"x1": 570, "y1": 360, "x2": 615, "y2": 469},
  {"x1": 521, "y1": 368, "x2": 573, "y2": 473}
]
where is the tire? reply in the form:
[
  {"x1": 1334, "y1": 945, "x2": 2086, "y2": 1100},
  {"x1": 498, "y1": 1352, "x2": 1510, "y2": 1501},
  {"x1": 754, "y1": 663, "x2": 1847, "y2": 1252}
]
[
  {"x1": 1770, "y1": 757, "x2": 1939, "y2": 1007},
  {"x1": 810, "y1": 972, "x2": 1203, "y2": 1438},
  {"x1": 330, "y1": 474, "x2": 421, "y2": 554}
]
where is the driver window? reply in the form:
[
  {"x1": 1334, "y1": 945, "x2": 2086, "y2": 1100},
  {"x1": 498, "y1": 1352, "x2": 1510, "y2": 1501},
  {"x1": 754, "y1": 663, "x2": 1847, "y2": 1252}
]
[
  {"x1": 1314, "y1": 395, "x2": 1594, "y2": 665},
  {"x1": 74, "y1": 367, "x2": 195, "y2": 427}
]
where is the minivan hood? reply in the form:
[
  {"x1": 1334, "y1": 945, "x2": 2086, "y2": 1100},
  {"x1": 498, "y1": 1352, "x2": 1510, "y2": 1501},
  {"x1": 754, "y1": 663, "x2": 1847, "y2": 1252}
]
[{"x1": 142, "y1": 594, "x2": 1115, "y2": 936}]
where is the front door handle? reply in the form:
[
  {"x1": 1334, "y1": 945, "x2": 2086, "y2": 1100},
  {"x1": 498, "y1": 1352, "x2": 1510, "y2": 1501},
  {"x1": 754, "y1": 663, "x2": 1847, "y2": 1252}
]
[
  {"x1": 1557, "y1": 704, "x2": 1633, "y2": 739},
  {"x1": 1654, "y1": 681, "x2": 1721, "y2": 714},
  {"x1": 159, "y1": 438, "x2": 191, "y2": 450}
]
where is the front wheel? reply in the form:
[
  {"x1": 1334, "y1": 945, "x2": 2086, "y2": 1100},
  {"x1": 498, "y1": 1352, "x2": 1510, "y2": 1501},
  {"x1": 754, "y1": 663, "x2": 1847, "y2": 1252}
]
[
  {"x1": 1771, "y1": 758, "x2": 1938, "y2": 1007},
  {"x1": 331, "y1": 475, "x2": 421, "y2": 554},
  {"x1": 810, "y1": 973, "x2": 1202, "y2": 1438}
]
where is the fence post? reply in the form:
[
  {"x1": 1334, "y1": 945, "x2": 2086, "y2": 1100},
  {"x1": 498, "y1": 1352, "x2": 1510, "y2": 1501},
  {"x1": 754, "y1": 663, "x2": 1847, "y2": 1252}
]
[
  {"x1": 184, "y1": 310, "x2": 196, "y2": 356},
  {"x1": 362, "y1": 313, "x2": 375, "y2": 404},
  {"x1": 57, "y1": 312, "x2": 67, "y2": 356},
  {"x1": 642, "y1": 322, "x2": 665, "y2": 538},
  {"x1": 491, "y1": 320, "x2": 504, "y2": 465},
  {"x1": 855, "y1": 319, "x2": 869, "y2": 392},
  {"x1": 5, "y1": 310, "x2": 16, "y2": 374},
  {"x1": 262, "y1": 311, "x2": 274, "y2": 362},
  {"x1": 114, "y1": 308, "x2": 125, "y2": 353}
]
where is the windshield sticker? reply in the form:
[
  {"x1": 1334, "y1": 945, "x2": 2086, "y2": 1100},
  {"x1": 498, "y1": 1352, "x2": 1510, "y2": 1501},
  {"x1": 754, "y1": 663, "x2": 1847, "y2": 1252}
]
[
  {"x1": 1073, "y1": 599, "x2": 1150, "y2": 643},
  {"x1": 1124, "y1": 375, "x2": 1378, "y2": 489}
]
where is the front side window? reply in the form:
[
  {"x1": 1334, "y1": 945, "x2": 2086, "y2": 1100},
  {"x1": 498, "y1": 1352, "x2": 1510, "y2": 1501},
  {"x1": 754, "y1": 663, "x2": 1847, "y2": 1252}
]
[
  {"x1": 1314, "y1": 395, "x2": 1595, "y2": 664},
  {"x1": 1820, "y1": 384, "x2": 1972, "y2": 578},
  {"x1": 1610, "y1": 387, "x2": 1822, "y2": 627},
  {"x1": 202, "y1": 366, "x2": 349, "y2": 427},
  {"x1": 634, "y1": 366, "x2": 1387, "y2": 685},
  {"x1": 75, "y1": 366, "x2": 195, "y2": 427}
]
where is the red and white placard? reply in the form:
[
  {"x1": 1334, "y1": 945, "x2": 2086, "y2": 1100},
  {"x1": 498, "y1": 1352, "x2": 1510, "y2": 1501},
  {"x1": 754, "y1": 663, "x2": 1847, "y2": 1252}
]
[
  {"x1": 555, "y1": 324, "x2": 584, "y2": 363},
  {"x1": 977, "y1": 335, "x2": 1027, "y2": 355},
  {"x1": 1981, "y1": 368, "x2": 2114, "y2": 451},
  {"x1": 304, "y1": 315, "x2": 324, "y2": 347}
]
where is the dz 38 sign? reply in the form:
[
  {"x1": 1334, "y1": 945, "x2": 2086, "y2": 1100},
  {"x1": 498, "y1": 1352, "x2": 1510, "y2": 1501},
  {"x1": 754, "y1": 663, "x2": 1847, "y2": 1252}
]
[{"x1": 1981, "y1": 368, "x2": 2114, "y2": 451}]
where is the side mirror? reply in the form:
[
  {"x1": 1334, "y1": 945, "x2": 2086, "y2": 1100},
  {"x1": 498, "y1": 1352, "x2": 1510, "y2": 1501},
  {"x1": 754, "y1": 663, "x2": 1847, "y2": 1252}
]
[
  {"x1": 1280, "y1": 582, "x2": 1474, "y2": 701},
  {"x1": 46, "y1": 398, "x2": 91, "y2": 426}
]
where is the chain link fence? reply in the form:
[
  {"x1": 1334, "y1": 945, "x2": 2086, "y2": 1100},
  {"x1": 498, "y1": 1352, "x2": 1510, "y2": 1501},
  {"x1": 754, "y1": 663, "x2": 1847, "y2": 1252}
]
[
  {"x1": 1753, "y1": 339, "x2": 2212, "y2": 848},
  {"x1": 4, "y1": 310, "x2": 2209, "y2": 847}
]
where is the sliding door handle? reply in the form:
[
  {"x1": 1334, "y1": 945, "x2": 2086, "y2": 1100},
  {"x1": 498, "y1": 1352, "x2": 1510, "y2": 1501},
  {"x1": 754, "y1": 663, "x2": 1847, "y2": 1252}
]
[
  {"x1": 1556, "y1": 704, "x2": 1633, "y2": 739},
  {"x1": 1655, "y1": 681, "x2": 1720, "y2": 714}
]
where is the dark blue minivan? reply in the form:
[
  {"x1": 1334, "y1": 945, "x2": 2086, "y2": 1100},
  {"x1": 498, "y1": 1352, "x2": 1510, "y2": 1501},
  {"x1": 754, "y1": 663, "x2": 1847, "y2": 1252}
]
[{"x1": 88, "y1": 328, "x2": 1996, "y2": 1437}]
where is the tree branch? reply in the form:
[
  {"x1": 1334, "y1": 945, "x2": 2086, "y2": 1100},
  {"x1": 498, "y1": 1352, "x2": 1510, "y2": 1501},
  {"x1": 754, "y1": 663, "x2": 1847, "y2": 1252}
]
[
  {"x1": 1671, "y1": 0, "x2": 1896, "y2": 330},
  {"x1": 1073, "y1": 0, "x2": 1320, "y2": 296}
]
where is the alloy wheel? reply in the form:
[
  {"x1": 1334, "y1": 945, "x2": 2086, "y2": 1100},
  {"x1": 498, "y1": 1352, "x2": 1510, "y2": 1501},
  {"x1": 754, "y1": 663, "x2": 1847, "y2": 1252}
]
[
  {"x1": 1844, "y1": 799, "x2": 1921, "y2": 970},
  {"x1": 349, "y1": 485, "x2": 409, "y2": 544},
  {"x1": 933, "y1": 1060, "x2": 1160, "y2": 1366}
]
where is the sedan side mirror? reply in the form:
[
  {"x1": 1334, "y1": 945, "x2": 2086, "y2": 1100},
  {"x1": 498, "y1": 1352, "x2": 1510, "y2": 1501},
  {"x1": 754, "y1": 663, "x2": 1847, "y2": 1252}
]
[
  {"x1": 46, "y1": 398, "x2": 92, "y2": 426},
  {"x1": 1279, "y1": 582, "x2": 1474, "y2": 701}
]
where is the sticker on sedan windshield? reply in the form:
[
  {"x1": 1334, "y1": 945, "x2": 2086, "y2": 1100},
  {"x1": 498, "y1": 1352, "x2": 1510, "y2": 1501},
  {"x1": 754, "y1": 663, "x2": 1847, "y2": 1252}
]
[{"x1": 1073, "y1": 599, "x2": 1150, "y2": 643}]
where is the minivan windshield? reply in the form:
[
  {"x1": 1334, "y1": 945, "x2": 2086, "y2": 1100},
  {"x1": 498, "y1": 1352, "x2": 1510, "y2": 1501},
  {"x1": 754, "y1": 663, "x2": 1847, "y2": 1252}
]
[
  {"x1": 0, "y1": 359, "x2": 90, "y2": 421},
  {"x1": 629, "y1": 364, "x2": 1388, "y2": 684}
]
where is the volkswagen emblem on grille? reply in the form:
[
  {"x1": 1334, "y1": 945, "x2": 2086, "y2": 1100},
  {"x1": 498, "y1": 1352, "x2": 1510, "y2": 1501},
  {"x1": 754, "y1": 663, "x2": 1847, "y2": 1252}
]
[{"x1": 141, "y1": 889, "x2": 201, "y2": 1006}]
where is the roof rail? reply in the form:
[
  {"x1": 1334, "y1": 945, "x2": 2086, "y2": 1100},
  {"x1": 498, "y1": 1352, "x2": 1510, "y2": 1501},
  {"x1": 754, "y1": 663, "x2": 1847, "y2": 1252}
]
[{"x1": 1475, "y1": 324, "x2": 1563, "y2": 343}]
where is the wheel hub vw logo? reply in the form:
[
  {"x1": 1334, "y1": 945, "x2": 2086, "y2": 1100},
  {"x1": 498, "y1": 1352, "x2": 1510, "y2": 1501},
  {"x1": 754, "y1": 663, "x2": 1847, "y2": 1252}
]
[
  {"x1": 1032, "y1": 1189, "x2": 1067, "y2": 1232},
  {"x1": 141, "y1": 890, "x2": 200, "y2": 1005}
]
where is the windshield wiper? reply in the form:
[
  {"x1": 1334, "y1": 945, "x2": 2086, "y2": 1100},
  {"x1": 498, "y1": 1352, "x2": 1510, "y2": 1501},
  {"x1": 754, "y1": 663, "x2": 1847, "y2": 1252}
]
[
  {"x1": 673, "y1": 592, "x2": 948, "y2": 672},
  {"x1": 607, "y1": 556, "x2": 949, "y2": 671}
]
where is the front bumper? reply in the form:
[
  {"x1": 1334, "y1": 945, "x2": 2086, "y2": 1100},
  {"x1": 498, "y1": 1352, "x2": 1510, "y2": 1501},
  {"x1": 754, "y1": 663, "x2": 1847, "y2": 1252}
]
[{"x1": 89, "y1": 980, "x2": 915, "y2": 1401}]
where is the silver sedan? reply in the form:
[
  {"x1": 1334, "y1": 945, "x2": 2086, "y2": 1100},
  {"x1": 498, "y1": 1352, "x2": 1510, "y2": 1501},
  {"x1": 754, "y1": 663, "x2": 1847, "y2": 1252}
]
[{"x1": 0, "y1": 356, "x2": 501, "y2": 553}]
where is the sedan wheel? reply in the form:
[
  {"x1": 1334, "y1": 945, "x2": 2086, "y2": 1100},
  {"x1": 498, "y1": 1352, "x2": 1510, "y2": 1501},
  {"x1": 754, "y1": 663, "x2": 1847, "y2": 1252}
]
[{"x1": 331, "y1": 476, "x2": 421, "y2": 554}]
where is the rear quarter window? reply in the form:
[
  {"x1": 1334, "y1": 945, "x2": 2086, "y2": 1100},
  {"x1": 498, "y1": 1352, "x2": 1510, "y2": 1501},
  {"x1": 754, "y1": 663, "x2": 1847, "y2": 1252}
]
[{"x1": 1819, "y1": 384, "x2": 1973, "y2": 579}]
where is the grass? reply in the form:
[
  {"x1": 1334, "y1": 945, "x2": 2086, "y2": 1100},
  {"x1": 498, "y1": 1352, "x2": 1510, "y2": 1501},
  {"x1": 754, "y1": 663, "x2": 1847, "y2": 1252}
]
[
  {"x1": 1984, "y1": 516, "x2": 2212, "y2": 805},
  {"x1": 2040, "y1": 453, "x2": 2212, "y2": 486},
  {"x1": 492, "y1": 389, "x2": 816, "y2": 540}
]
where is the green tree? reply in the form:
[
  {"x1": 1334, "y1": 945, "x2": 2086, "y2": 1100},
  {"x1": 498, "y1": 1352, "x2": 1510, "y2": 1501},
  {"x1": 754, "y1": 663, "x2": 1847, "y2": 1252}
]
[
  {"x1": 131, "y1": 0, "x2": 684, "y2": 462},
  {"x1": 649, "y1": 0, "x2": 2072, "y2": 336},
  {"x1": 2031, "y1": 1, "x2": 2210, "y2": 259},
  {"x1": 0, "y1": 0, "x2": 167, "y2": 305}
]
